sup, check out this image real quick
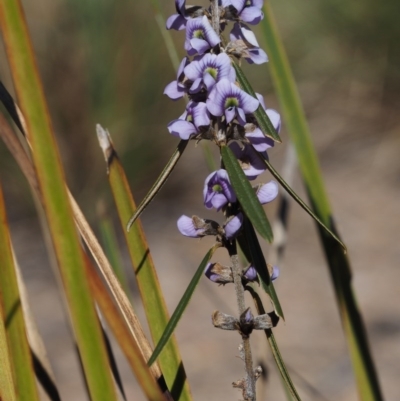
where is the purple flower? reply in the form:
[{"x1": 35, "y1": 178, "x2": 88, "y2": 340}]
[
  {"x1": 167, "y1": 102, "x2": 210, "y2": 139},
  {"x1": 184, "y1": 52, "x2": 236, "y2": 94},
  {"x1": 231, "y1": 0, "x2": 264, "y2": 25},
  {"x1": 164, "y1": 57, "x2": 189, "y2": 100},
  {"x1": 177, "y1": 215, "x2": 219, "y2": 238},
  {"x1": 229, "y1": 142, "x2": 266, "y2": 180},
  {"x1": 185, "y1": 16, "x2": 221, "y2": 56},
  {"x1": 243, "y1": 265, "x2": 257, "y2": 281},
  {"x1": 224, "y1": 213, "x2": 244, "y2": 239},
  {"x1": 204, "y1": 262, "x2": 233, "y2": 284},
  {"x1": 270, "y1": 265, "x2": 279, "y2": 281},
  {"x1": 255, "y1": 181, "x2": 278, "y2": 204},
  {"x1": 203, "y1": 169, "x2": 236, "y2": 210},
  {"x1": 166, "y1": 0, "x2": 204, "y2": 30},
  {"x1": 229, "y1": 23, "x2": 268, "y2": 64},
  {"x1": 245, "y1": 94, "x2": 281, "y2": 152},
  {"x1": 206, "y1": 79, "x2": 259, "y2": 125}
]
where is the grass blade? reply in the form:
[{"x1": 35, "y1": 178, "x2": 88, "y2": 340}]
[
  {"x1": 148, "y1": 245, "x2": 219, "y2": 366},
  {"x1": 0, "y1": 301, "x2": 17, "y2": 401},
  {"x1": 85, "y1": 254, "x2": 168, "y2": 401},
  {"x1": 127, "y1": 139, "x2": 188, "y2": 230},
  {"x1": 233, "y1": 62, "x2": 282, "y2": 143},
  {"x1": 242, "y1": 218, "x2": 284, "y2": 319},
  {"x1": 261, "y1": 4, "x2": 383, "y2": 400},
  {"x1": 0, "y1": 2, "x2": 119, "y2": 399},
  {"x1": 221, "y1": 144, "x2": 273, "y2": 242},
  {"x1": 0, "y1": 181, "x2": 39, "y2": 401},
  {"x1": 263, "y1": 157, "x2": 346, "y2": 251},
  {"x1": 97, "y1": 126, "x2": 193, "y2": 401}
]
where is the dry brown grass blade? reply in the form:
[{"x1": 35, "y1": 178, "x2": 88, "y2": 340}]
[{"x1": 0, "y1": 112, "x2": 162, "y2": 380}]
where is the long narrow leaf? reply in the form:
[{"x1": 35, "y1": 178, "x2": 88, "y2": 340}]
[
  {"x1": 84, "y1": 254, "x2": 168, "y2": 401},
  {"x1": 0, "y1": 182, "x2": 39, "y2": 401},
  {"x1": 127, "y1": 139, "x2": 188, "y2": 230},
  {"x1": 148, "y1": 245, "x2": 219, "y2": 366},
  {"x1": 0, "y1": 109, "x2": 163, "y2": 388},
  {"x1": 246, "y1": 285, "x2": 302, "y2": 401},
  {"x1": 0, "y1": 301, "x2": 17, "y2": 401},
  {"x1": 0, "y1": 3, "x2": 118, "y2": 400},
  {"x1": 233, "y1": 62, "x2": 281, "y2": 143},
  {"x1": 97, "y1": 126, "x2": 193, "y2": 401},
  {"x1": 221, "y1": 144, "x2": 273, "y2": 242},
  {"x1": 242, "y1": 217, "x2": 284, "y2": 319},
  {"x1": 261, "y1": 4, "x2": 383, "y2": 400},
  {"x1": 263, "y1": 157, "x2": 346, "y2": 251}
]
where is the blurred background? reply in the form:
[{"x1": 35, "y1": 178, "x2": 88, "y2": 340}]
[{"x1": 0, "y1": 0, "x2": 399, "y2": 400}]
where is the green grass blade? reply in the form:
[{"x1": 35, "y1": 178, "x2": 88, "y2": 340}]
[
  {"x1": 242, "y1": 218, "x2": 284, "y2": 319},
  {"x1": 0, "y1": 302, "x2": 17, "y2": 401},
  {"x1": 98, "y1": 214, "x2": 130, "y2": 296},
  {"x1": 0, "y1": 3, "x2": 119, "y2": 400},
  {"x1": 0, "y1": 183, "x2": 32, "y2": 401},
  {"x1": 97, "y1": 126, "x2": 193, "y2": 401},
  {"x1": 233, "y1": 62, "x2": 282, "y2": 143},
  {"x1": 221, "y1": 145, "x2": 273, "y2": 242},
  {"x1": 127, "y1": 139, "x2": 188, "y2": 230},
  {"x1": 148, "y1": 245, "x2": 219, "y2": 367},
  {"x1": 85, "y1": 255, "x2": 168, "y2": 401},
  {"x1": 264, "y1": 158, "x2": 346, "y2": 251},
  {"x1": 260, "y1": 5, "x2": 383, "y2": 401},
  {"x1": 246, "y1": 285, "x2": 302, "y2": 401}
]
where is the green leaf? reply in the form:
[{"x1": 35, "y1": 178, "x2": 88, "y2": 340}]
[
  {"x1": 246, "y1": 285, "x2": 302, "y2": 401},
  {"x1": 221, "y1": 145, "x2": 273, "y2": 242},
  {"x1": 0, "y1": 3, "x2": 119, "y2": 400},
  {"x1": 127, "y1": 139, "x2": 188, "y2": 231},
  {"x1": 233, "y1": 62, "x2": 281, "y2": 143},
  {"x1": 97, "y1": 125, "x2": 193, "y2": 401},
  {"x1": 261, "y1": 4, "x2": 383, "y2": 400},
  {"x1": 0, "y1": 183, "x2": 33, "y2": 401},
  {"x1": 243, "y1": 218, "x2": 284, "y2": 319},
  {"x1": 264, "y1": 158, "x2": 346, "y2": 252},
  {"x1": 148, "y1": 245, "x2": 219, "y2": 367}
]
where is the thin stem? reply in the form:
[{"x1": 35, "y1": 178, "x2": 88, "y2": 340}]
[
  {"x1": 211, "y1": 0, "x2": 220, "y2": 35},
  {"x1": 229, "y1": 243, "x2": 256, "y2": 401}
]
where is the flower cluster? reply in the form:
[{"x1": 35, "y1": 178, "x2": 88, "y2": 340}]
[{"x1": 165, "y1": 0, "x2": 281, "y2": 283}]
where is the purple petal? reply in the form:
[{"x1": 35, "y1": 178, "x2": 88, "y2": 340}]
[
  {"x1": 237, "y1": 107, "x2": 247, "y2": 126},
  {"x1": 224, "y1": 213, "x2": 244, "y2": 239},
  {"x1": 177, "y1": 215, "x2": 203, "y2": 237},
  {"x1": 164, "y1": 80, "x2": 185, "y2": 100},
  {"x1": 271, "y1": 265, "x2": 279, "y2": 281},
  {"x1": 231, "y1": 0, "x2": 245, "y2": 12},
  {"x1": 189, "y1": 38, "x2": 210, "y2": 55},
  {"x1": 256, "y1": 181, "x2": 278, "y2": 204},
  {"x1": 211, "y1": 193, "x2": 229, "y2": 210},
  {"x1": 225, "y1": 107, "x2": 236, "y2": 124},
  {"x1": 267, "y1": 109, "x2": 281, "y2": 132},
  {"x1": 240, "y1": 7, "x2": 263, "y2": 25},
  {"x1": 166, "y1": 14, "x2": 187, "y2": 30},
  {"x1": 239, "y1": 24, "x2": 259, "y2": 46},
  {"x1": 167, "y1": 120, "x2": 197, "y2": 139},
  {"x1": 246, "y1": 126, "x2": 274, "y2": 152},
  {"x1": 229, "y1": 142, "x2": 266, "y2": 180},
  {"x1": 247, "y1": 48, "x2": 268, "y2": 64},
  {"x1": 244, "y1": 266, "x2": 257, "y2": 281},
  {"x1": 238, "y1": 91, "x2": 259, "y2": 114},
  {"x1": 190, "y1": 77, "x2": 203, "y2": 93},
  {"x1": 192, "y1": 102, "x2": 210, "y2": 127}
]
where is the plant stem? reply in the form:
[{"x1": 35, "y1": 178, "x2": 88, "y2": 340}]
[
  {"x1": 211, "y1": 0, "x2": 220, "y2": 35},
  {"x1": 229, "y1": 243, "x2": 256, "y2": 401}
]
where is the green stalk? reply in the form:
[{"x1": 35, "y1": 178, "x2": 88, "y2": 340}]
[
  {"x1": 0, "y1": 183, "x2": 31, "y2": 401},
  {"x1": 0, "y1": 2, "x2": 118, "y2": 400},
  {"x1": 97, "y1": 126, "x2": 193, "y2": 401},
  {"x1": 261, "y1": 4, "x2": 383, "y2": 400}
]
